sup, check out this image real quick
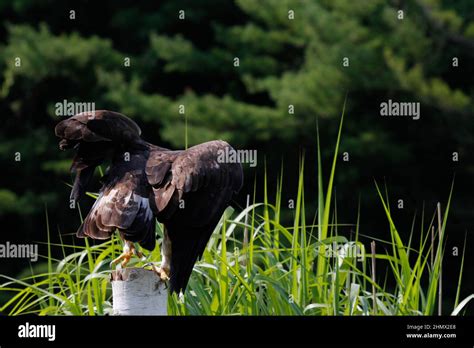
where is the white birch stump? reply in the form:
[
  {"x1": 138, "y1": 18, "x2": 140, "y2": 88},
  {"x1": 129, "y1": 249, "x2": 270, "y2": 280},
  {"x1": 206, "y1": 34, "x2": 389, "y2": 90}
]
[{"x1": 111, "y1": 268, "x2": 167, "y2": 315}]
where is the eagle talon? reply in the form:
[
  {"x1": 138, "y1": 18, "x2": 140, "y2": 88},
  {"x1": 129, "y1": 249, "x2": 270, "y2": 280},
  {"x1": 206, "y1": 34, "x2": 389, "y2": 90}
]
[
  {"x1": 111, "y1": 241, "x2": 137, "y2": 268},
  {"x1": 133, "y1": 248, "x2": 144, "y2": 259},
  {"x1": 159, "y1": 269, "x2": 170, "y2": 282},
  {"x1": 111, "y1": 251, "x2": 132, "y2": 268},
  {"x1": 158, "y1": 267, "x2": 171, "y2": 282},
  {"x1": 145, "y1": 262, "x2": 170, "y2": 282},
  {"x1": 121, "y1": 256, "x2": 131, "y2": 268}
]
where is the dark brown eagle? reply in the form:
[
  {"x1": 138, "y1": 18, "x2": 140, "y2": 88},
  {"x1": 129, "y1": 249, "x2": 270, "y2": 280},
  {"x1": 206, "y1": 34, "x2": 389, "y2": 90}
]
[{"x1": 55, "y1": 110, "x2": 243, "y2": 293}]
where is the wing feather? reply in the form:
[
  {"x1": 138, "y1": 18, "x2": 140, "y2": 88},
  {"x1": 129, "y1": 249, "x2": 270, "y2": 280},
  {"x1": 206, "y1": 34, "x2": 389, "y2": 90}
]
[
  {"x1": 77, "y1": 153, "x2": 156, "y2": 251},
  {"x1": 146, "y1": 140, "x2": 243, "y2": 292}
]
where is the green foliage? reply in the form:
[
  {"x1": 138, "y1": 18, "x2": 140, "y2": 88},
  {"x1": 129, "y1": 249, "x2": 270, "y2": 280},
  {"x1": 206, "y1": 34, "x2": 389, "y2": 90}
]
[
  {"x1": 0, "y1": 189, "x2": 18, "y2": 214},
  {"x1": 1, "y1": 23, "x2": 122, "y2": 99},
  {"x1": 1, "y1": 169, "x2": 471, "y2": 315},
  {"x1": 2, "y1": 0, "x2": 472, "y2": 147}
]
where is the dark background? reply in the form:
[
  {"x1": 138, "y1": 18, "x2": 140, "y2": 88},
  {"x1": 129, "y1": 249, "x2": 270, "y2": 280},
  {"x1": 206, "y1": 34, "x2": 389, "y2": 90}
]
[{"x1": 0, "y1": 0, "x2": 473, "y2": 312}]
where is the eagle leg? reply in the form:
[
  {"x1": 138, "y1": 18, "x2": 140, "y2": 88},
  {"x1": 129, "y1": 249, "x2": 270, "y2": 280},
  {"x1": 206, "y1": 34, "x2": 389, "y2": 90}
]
[
  {"x1": 158, "y1": 227, "x2": 172, "y2": 281},
  {"x1": 111, "y1": 240, "x2": 143, "y2": 268},
  {"x1": 142, "y1": 228, "x2": 171, "y2": 281}
]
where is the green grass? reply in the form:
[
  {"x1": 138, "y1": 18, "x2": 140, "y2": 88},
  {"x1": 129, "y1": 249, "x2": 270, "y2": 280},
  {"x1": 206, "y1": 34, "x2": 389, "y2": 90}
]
[{"x1": 1, "y1": 107, "x2": 472, "y2": 316}]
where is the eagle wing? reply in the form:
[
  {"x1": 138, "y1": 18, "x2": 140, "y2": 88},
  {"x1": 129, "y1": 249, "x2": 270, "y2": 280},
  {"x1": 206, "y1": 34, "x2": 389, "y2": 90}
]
[
  {"x1": 146, "y1": 140, "x2": 243, "y2": 292},
  {"x1": 55, "y1": 111, "x2": 156, "y2": 251}
]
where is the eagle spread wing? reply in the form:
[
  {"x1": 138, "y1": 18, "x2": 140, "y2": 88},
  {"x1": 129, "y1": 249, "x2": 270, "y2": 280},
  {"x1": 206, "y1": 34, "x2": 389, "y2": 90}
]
[
  {"x1": 55, "y1": 110, "x2": 243, "y2": 293},
  {"x1": 146, "y1": 141, "x2": 243, "y2": 292}
]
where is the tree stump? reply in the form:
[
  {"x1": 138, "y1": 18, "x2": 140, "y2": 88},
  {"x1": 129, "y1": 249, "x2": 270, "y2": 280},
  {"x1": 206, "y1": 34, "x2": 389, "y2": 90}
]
[{"x1": 111, "y1": 268, "x2": 167, "y2": 315}]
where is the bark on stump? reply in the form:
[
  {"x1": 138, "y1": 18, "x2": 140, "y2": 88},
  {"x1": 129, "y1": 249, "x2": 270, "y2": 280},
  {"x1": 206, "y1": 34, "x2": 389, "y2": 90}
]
[{"x1": 111, "y1": 268, "x2": 167, "y2": 315}]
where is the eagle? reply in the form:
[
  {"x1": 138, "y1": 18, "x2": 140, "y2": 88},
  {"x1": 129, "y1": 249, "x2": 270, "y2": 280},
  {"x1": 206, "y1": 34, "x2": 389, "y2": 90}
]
[{"x1": 55, "y1": 110, "x2": 243, "y2": 293}]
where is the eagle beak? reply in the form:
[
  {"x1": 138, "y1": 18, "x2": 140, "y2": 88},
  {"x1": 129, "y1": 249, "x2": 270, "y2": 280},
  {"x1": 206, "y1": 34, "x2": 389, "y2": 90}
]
[
  {"x1": 59, "y1": 139, "x2": 79, "y2": 151},
  {"x1": 59, "y1": 139, "x2": 68, "y2": 150}
]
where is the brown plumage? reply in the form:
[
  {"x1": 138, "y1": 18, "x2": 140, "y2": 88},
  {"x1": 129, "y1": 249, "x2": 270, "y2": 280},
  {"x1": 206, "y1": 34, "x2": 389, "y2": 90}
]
[{"x1": 55, "y1": 110, "x2": 243, "y2": 293}]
